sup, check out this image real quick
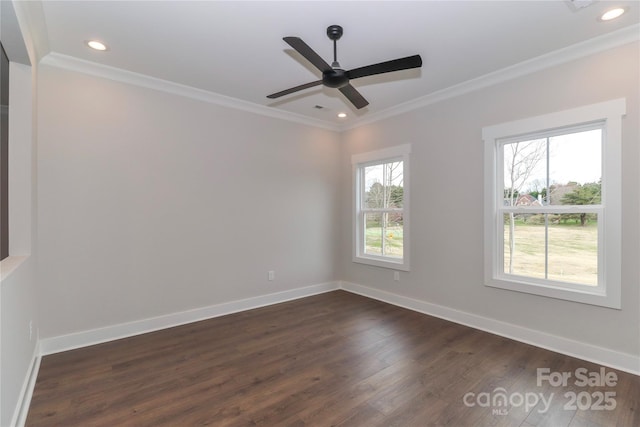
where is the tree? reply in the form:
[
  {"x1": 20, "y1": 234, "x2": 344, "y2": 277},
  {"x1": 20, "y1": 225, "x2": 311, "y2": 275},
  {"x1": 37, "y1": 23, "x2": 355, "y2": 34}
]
[
  {"x1": 560, "y1": 182, "x2": 601, "y2": 226},
  {"x1": 389, "y1": 185, "x2": 403, "y2": 208},
  {"x1": 528, "y1": 179, "x2": 547, "y2": 201},
  {"x1": 366, "y1": 182, "x2": 384, "y2": 209},
  {"x1": 504, "y1": 140, "x2": 546, "y2": 274},
  {"x1": 364, "y1": 162, "x2": 403, "y2": 209}
]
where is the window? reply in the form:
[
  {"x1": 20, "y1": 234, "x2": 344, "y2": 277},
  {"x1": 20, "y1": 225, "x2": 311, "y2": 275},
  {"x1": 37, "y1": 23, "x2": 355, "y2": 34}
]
[
  {"x1": 352, "y1": 144, "x2": 410, "y2": 271},
  {"x1": 483, "y1": 99, "x2": 625, "y2": 308}
]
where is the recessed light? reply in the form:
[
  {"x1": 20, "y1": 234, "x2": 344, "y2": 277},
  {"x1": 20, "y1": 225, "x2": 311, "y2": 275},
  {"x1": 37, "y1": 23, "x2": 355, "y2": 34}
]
[
  {"x1": 86, "y1": 40, "x2": 108, "y2": 51},
  {"x1": 337, "y1": 112, "x2": 347, "y2": 118},
  {"x1": 600, "y1": 7, "x2": 626, "y2": 21}
]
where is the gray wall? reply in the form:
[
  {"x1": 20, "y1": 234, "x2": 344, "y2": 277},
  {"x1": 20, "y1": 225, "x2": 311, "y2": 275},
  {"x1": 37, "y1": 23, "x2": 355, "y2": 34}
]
[
  {"x1": 0, "y1": 2, "x2": 39, "y2": 425},
  {"x1": 36, "y1": 65, "x2": 341, "y2": 338},
  {"x1": 339, "y1": 42, "x2": 640, "y2": 357}
]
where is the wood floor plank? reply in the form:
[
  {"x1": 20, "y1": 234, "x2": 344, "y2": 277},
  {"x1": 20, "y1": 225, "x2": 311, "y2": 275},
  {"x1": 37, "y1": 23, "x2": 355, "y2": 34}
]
[{"x1": 26, "y1": 291, "x2": 639, "y2": 426}]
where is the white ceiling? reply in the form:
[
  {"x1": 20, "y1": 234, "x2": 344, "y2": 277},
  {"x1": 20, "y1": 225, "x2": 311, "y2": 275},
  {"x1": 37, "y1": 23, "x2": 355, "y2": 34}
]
[{"x1": 32, "y1": 1, "x2": 640, "y2": 127}]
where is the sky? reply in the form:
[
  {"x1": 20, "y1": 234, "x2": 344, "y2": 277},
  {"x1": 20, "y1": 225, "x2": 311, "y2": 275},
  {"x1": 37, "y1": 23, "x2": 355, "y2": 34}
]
[
  {"x1": 504, "y1": 128, "x2": 601, "y2": 193},
  {"x1": 364, "y1": 161, "x2": 403, "y2": 191}
]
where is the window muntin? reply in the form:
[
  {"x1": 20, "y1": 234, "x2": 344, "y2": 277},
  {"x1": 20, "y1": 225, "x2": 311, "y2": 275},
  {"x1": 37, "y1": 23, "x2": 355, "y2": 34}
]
[
  {"x1": 483, "y1": 99, "x2": 624, "y2": 309},
  {"x1": 353, "y1": 145, "x2": 410, "y2": 271}
]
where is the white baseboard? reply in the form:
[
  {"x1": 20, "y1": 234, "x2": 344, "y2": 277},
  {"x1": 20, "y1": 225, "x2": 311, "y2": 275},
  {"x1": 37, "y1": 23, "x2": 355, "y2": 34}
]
[
  {"x1": 36, "y1": 279, "x2": 638, "y2": 378},
  {"x1": 340, "y1": 281, "x2": 640, "y2": 376},
  {"x1": 40, "y1": 281, "x2": 339, "y2": 356},
  {"x1": 11, "y1": 342, "x2": 41, "y2": 427}
]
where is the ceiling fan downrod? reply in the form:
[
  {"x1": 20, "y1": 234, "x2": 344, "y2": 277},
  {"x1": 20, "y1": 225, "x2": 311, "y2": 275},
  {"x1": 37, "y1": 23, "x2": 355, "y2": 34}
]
[{"x1": 327, "y1": 25, "x2": 343, "y2": 69}]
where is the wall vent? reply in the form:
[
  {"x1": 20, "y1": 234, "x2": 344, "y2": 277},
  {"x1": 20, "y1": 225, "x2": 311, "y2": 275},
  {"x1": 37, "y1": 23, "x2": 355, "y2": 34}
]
[{"x1": 566, "y1": 0, "x2": 597, "y2": 11}]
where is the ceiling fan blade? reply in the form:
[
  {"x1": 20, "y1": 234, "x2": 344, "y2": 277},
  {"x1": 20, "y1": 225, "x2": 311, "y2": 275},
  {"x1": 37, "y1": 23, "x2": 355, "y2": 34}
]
[
  {"x1": 347, "y1": 55, "x2": 422, "y2": 80},
  {"x1": 266, "y1": 80, "x2": 323, "y2": 99},
  {"x1": 283, "y1": 37, "x2": 332, "y2": 73},
  {"x1": 339, "y1": 84, "x2": 369, "y2": 109}
]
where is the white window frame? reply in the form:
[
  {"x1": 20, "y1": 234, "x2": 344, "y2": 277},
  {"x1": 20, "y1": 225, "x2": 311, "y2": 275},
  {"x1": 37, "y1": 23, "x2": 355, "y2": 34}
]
[
  {"x1": 483, "y1": 99, "x2": 624, "y2": 309},
  {"x1": 352, "y1": 144, "x2": 411, "y2": 271}
]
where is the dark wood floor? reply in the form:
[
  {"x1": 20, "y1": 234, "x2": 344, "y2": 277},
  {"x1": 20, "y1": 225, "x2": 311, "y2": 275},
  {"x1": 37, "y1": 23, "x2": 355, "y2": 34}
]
[{"x1": 26, "y1": 291, "x2": 639, "y2": 426}]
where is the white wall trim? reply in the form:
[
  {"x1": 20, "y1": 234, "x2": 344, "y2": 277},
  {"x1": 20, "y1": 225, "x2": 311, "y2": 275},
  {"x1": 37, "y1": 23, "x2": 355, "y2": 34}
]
[
  {"x1": 8, "y1": 61, "x2": 33, "y2": 257},
  {"x1": 39, "y1": 282, "x2": 339, "y2": 356},
  {"x1": 344, "y1": 24, "x2": 640, "y2": 131},
  {"x1": 39, "y1": 53, "x2": 341, "y2": 132},
  {"x1": 339, "y1": 281, "x2": 640, "y2": 376},
  {"x1": 10, "y1": 342, "x2": 40, "y2": 427},
  {"x1": 0, "y1": 255, "x2": 29, "y2": 283}
]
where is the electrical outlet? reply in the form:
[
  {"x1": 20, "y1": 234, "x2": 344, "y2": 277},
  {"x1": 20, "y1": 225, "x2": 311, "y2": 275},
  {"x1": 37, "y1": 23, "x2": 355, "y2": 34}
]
[
  {"x1": 268, "y1": 270, "x2": 275, "y2": 281},
  {"x1": 394, "y1": 271, "x2": 400, "y2": 281}
]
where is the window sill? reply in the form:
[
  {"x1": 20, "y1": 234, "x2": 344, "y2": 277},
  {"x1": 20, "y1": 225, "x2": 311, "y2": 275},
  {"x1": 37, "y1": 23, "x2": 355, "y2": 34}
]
[
  {"x1": 485, "y1": 276, "x2": 620, "y2": 309},
  {"x1": 1, "y1": 255, "x2": 29, "y2": 283},
  {"x1": 353, "y1": 255, "x2": 410, "y2": 272}
]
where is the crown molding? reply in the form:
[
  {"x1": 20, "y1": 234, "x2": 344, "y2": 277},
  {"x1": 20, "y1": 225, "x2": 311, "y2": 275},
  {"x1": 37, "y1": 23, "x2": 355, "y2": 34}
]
[
  {"x1": 39, "y1": 24, "x2": 638, "y2": 134},
  {"x1": 343, "y1": 24, "x2": 640, "y2": 131},
  {"x1": 10, "y1": 0, "x2": 51, "y2": 64},
  {"x1": 2, "y1": 0, "x2": 31, "y2": 65},
  {"x1": 39, "y1": 53, "x2": 341, "y2": 132}
]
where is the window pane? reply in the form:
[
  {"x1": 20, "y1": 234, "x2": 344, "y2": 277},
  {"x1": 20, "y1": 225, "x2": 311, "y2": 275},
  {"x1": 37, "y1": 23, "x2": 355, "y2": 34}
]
[
  {"x1": 364, "y1": 212, "x2": 383, "y2": 256},
  {"x1": 384, "y1": 161, "x2": 403, "y2": 208},
  {"x1": 503, "y1": 139, "x2": 547, "y2": 207},
  {"x1": 384, "y1": 214, "x2": 403, "y2": 258},
  {"x1": 503, "y1": 213, "x2": 545, "y2": 279},
  {"x1": 547, "y1": 213, "x2": 598, "y2": 286},
  {"x1": 363, "y1": 161, "x2": 404, "y2": 209},
  {"x1": 363, "y1": 164, "x2": 384, "y2": 208},
  {"x1": 548, "y1": 129, "x2": 601, "y2": 206}
]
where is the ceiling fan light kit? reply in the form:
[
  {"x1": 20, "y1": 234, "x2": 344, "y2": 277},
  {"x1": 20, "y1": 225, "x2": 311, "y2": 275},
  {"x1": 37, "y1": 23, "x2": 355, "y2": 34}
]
[{"x1": 267, "y1": 25, "x2": 422, "y2": 110}]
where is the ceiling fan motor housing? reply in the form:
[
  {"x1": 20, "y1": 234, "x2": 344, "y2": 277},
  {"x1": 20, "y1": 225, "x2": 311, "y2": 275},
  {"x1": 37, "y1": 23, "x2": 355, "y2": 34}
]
[{"x1": 323, "y1": 69, "x2": 349, "y2": 88}]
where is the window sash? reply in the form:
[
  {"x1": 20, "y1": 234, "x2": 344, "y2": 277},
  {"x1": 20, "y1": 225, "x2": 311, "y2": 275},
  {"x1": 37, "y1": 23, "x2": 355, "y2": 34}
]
[
  {"x1": 360, "y1": 208, "x2": 403, "y2": 213},
  {"x1": 358, "y1": 157, "x2": 403, "y2": 209},
  {"x1": 357, "y1": 160, "x2": 404, "y2": 261},
  {"x1": 499, "y1": 205, "x2": 602, "y2": 214},
  {"x1": 494, "y1": 122, "x2": 605, "y2": 290},
  {"x1": 496, "y1": 209, "x2": 604, "y2": 288},
  {"x1": 497, "y1": 121, "x2": 603, "y2": 145},
  {"x1": 353, "y1": 144, "x2": 410, "y2": 271},
  {"x1": 359, "y1": 209, "x2": 404, "y2": 259},
  {"x1": 497, "y1": 125, "x2": 604, "y2": 209}
]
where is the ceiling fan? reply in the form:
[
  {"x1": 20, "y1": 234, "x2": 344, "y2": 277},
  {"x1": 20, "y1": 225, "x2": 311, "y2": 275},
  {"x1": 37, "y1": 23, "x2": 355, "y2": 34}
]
[{"x1": 267, "y1": 25, "x2": 422, "y2": 110}]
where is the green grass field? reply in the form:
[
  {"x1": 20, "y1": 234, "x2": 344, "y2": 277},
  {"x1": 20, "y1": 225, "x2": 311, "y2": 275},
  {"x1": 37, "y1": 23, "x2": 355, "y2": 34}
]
[
  {"x1": 505, "y1": 222, "x2": 598, "y2": 286},
  {"x1": 364, "y1": 221, "x2": 597, "y2": 286},
  {"x1": 365, "y1": 225, "x2": 403, "y2": 258}
]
